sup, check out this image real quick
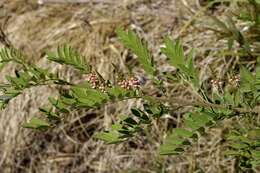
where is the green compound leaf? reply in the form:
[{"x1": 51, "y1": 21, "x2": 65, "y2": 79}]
[
  {"x1": 0, "y1": 67, "x2": 54, "y2": 109},
  {"x1": 47, "y1": 45, "x2": 90, "y2": 73},
  {"x1": 96, "y1": 104, "x2": 165, "y2": 144},
  {"x1": 0, "y1": 47, "x2": 25, "y2": 65},
  {"x1": 225, "y1": 128, "x2": 260, "y2": 168},
  {"x1": 160, "y1": 111, "x2": 215, "y2": 155},
  {"x1": 71, "y1": 85, "x2": 109, "y2": 107},
  {"x1": 161, "y1": 38, "x2": 185, "y2": 68},
  {"x1": 116, "y1": 28, "x2": 156, "y2": 76},
  {"x1": 161, "y1": 38, "x2": 200, "y2": 89}
]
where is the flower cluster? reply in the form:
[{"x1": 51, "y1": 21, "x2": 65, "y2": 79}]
[
  {"x1": 210, "y1": 74, "x2": 240, "y2": 91},
  {"x1": 118, "y1": 77, "x2": 140, "y2": 90},
  {"x1": 85, "y1": 73, "x2": 106, "y2": 92},
  {"x1": 210, "y1": 79, "x2": 224, "y2": 90},
  {"x1": 228, "y1": 74, "x2": 240, "y2": 87},
  {"x1": 85, "y1": 73, "x2": 140, "y2": 92}
]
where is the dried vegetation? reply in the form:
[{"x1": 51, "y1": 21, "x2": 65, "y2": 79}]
[{"x1": 0, "y1": 0, "x2": 257, "y2": 172}]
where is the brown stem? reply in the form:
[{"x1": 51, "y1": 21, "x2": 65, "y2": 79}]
[{"x1": 158, "y1": 97, "x2": 260, "y2": 114}]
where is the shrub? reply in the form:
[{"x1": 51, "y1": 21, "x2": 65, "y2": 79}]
[{"x1": 0, "y1": 0, "x2": 259, "y2": 171}]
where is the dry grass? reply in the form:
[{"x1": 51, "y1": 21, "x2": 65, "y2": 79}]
[{"x1": 0, "y1": 0, "x2": 253, "y2": 172}]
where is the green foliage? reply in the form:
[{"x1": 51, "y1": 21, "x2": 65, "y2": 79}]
[
  {"x1": 160, "y1": 110, "x2": 216, "y2": 155},
  {"x1": 39, "y1": 106, "x2": 61, "y2": 121},
  {"x1": 70, "y1": 85, "x2": 109, "y2": 107},
  {"x1": 95, "y1": 103, "x2": 166, "y2": 144},
  {"x1": 47, "y1": 45, "x2": 91, "y2": 73},
  {"x1": 22, "y1": 117, "x2": 50, "y2": 130},
  {"x1": 0, "y1": 21, "x2": 259, "y2": 171},
  {"x1": 0, "y1": 47, "x2": 62, "y2": 109},
  {"x1": 0, "y1": 67, "x2": 54, "y2": 109},
  {"x1": 225, "y1": 128, "x2": 260, "y2": 169},
  {"x1": 57, "y1": 83, "x2": 138, "y2": 109},
  {"x1": 161, "y1": 38, "x2": 185, "y2": 67},
  {"x1": 161, "y1": 38, "x2": 199, "y2": 89},
  {"x1": 116, "y1": 28, "x2": 156, "y2": 76},
  {"x1": 0, "y1": 47, "x2": 25, "y2": 65},
  {"x1": 237, "y1": 0, "x2": 260, "y2": 25}
]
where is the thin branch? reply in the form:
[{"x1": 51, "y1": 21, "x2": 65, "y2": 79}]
[{"x1": 158, "y1": 96, "x2": 260, "y2": 114}]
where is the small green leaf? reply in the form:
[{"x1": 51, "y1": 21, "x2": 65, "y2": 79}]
[
  {"x1": 108, "y1": 86, "x2": 127, "y2": 98},
  {"x1": 123, "y1": 117, "x2": 138, "y2": 126},
  {"x1": 130, "y1": 108, "x2": 150, "y2": 124},
  {"x1": 231, "y1": 142, "x2": 249, "y2": 149},
  {"x1": 174, "y1": 128, "x2": 194, "y2": 138},
  {"x1": 131, "y1": 108, "x2": 142, "y2": 118},
  {"x1": 111, "y1": 124, "x2": 124, "y2": 131},
  {"x1": 159, "y1": 141, "x2": 184, "y2": 155},
  {"x1": 39, "y1": 107, "x2": 61, "y2": 121},
  {"x1": 48, "y1": 97, "x2": 69, "y2": 113},
  {"x1": 159, "y1": 128, "x2": 193, "y2": 155},
  {"x1": 22, "y1": 117, "x2": 50, "y2": 130},
  {"x1": 94, "y1": 131, "x2": 125, "y2": 144},
  {"x1": 72, "y1": 86, "x2": 108, "y2": 106},
  {"x1": 60, "y1": 95, "x2": 76, "y2": 105}
]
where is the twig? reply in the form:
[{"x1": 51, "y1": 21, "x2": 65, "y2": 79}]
[{"x1": 159, "y1": 96, "x2": 260, "y2": 114}]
